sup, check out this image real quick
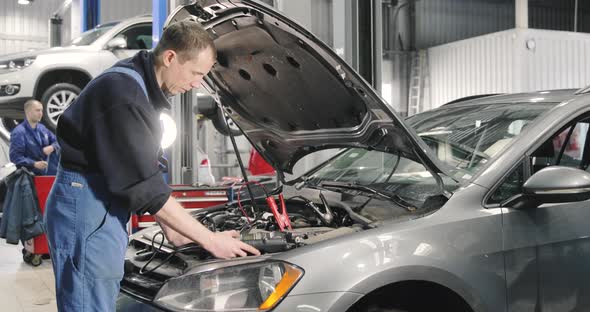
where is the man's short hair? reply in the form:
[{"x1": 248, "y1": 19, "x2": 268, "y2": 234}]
[
  {"x1": 24, "y1": 99, "x2": 42, "y2": 112},
  {"x1": 153, "y1": 20, "x2": 216, "y2": 64}
]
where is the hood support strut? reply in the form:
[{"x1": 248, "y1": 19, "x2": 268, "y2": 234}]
[{"x1": 223, "y1": 110, "x2": 259, "y2": 213}]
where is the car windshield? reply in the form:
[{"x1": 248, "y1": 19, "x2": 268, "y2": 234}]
[
  {"x1": 299, "y1": 102, "x2": 555, "y2": 209},
  {"x1": 69, "y1": 23, "x2": 116, "y2": 46},
  {"x1": 407, "y1": 102, "x2": 556, "y2": 180}
]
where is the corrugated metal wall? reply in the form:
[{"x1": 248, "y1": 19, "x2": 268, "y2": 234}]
[
  {"x1": 100, "y1": 0, "x2": 152, "y2": 24},
  {"x1": 0, "y1": 0, "x2": 62, "y2": 56},
  {"x1": 415, "y1": 0, "x2": 514, "y2": 49},
  {"x1": 522, "y1": 29, "x2": 590, "y2": 91},
  {"x1": 428, "y1": 28, "x2": 590, "y2": 109}
]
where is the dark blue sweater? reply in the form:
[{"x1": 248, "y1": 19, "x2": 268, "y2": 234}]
[{"x1": 57, "y1": 51, "x2": 172, "y2": 215}]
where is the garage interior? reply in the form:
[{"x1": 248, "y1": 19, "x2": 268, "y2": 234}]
[{"x1": 0, "y1": 0, "x2": 589, "y2": 311}]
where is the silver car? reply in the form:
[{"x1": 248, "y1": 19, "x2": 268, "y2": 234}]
[{"x1": 118, "y1": 1, "x2": 590, "y2": 311}]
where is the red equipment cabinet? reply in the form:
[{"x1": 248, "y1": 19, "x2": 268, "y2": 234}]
[
  {"x1": 22, "y1": 179, "x2": 228, "y2": 265},
  {"x1": 130, "y1": 185, "x2": 229, "y2": 232},
  {"x1": 22, "y1": 176, "x2": 54, "y2": 266}
]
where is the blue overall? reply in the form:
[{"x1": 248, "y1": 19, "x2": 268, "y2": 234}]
[
  {"x1": 44, "y1": 67, "x2": 148, "y2": 311},
  {"x1": 9, "y1": 121, "x2": 59, "y2": 175}
]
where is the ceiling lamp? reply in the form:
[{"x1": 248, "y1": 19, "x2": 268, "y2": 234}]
[{"x1": 18, "y1": 0, "x2": 33, "y2": 5}]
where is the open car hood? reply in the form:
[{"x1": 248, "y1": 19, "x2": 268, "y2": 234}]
[{"x1": 166, "y1": 0, "x2": 450, "y2": 181}]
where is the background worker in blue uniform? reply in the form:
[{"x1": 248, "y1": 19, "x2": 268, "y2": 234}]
[
  {"x1": 9, "y1": 99, "x2": 59, "y2": 175},
  {"x1": 44, "y1": 20, "x2": 260, "y2": 311}
]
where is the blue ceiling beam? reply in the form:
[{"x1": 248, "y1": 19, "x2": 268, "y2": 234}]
[{"x1": 152, "y1": 0, "x2": 168, "y2": 45}]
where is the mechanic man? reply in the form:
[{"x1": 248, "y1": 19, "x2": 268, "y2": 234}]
[
  {"x1": 9, "y1": 99, "x2": 59, "y2": 175},
  {"x1": 44, "y1": 20, "x2": 260, "y2": 311}
]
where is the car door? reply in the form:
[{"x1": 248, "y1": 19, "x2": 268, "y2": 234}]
[
  {"x1": 110, "y1": 22, "x2": 152, "y2": 59},
  {"x1": 493, "y1": 117, "x2": 590, "y2": 311}
]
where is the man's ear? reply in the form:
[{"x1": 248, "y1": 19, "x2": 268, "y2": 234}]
[{"x1": 162, "y1": 50, "x2": 177, "y2": 67}]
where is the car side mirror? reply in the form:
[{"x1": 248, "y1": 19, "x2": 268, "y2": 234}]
[
  {"x1": 106, "y1": 37, "x2": 127, "y2": 50},
  {"x1": 505, "y1": 166, "x2": 590, "y2": 209}
]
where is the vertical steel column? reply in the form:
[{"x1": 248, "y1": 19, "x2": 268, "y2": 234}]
[
  {"x1": 515, "y1": 0, "x2": 528, "y2": 29},
  {"x1": 153, "y1": 0, "x2": 175, "y2": 182},
  {"x1": 357, "y1": 0, "x2": 373, "y2": 86},
  {"x1": 333, "y1": 0, "x2": 358, "y2": 69},
  {"x1": 357, "y1": 0, "x2": 383, "y2": 90},
  {"x1": 574, "y1": 0, "x2": 579, "y2": 32},
  {"x1": 373, "y1": 0, "x2": 383, "y2": 93},
  {"x1": 180, "y1": 92, "x2": 194, "y2": 184},
  {"x1": 81, "y1": 0, "x2": 100, "y2": 32},
  {"x1": 49, "y1": 16, "x2": 63, "y2": 47}
]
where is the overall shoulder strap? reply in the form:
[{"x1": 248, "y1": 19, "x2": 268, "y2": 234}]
[{"x1": 102, "y1": 67, "x2": 149, "y2": 99}]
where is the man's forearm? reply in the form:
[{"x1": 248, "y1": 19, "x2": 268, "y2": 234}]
[
  {"x1": 11, "y1": 153, "x2": 35, "y2": 168},
  {"x1": 153, "y1": 196, "x2": 214, "y2": 248}
]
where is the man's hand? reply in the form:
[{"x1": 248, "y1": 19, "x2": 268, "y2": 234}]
[
  {"x1": 43, "y1": 145, "x2": 55, "y2": 156},
  {"x1": 202, "y1": 230, "x2": 261, "y2": 259},
  {"x1": 154, "y1": 196, "x2": 261, "y2": 259},
  {"x1": 34, "y1": 161, "x2": 48, "y2": 170}
]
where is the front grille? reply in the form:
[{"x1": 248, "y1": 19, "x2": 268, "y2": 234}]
[
  {"x1": 121, "y1": 270, "x2": 165, "y2": 302},
  {"x1": 122, "y1": 239, "x2": 185, "y2": 302}
]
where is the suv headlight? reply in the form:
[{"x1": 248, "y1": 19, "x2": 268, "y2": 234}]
[
  {"x1": 0, "y1": 57, "x2": 36, "y2": 73},
  {"x1": 154, "y1": 260, "x2": 304, "y2": 311}
]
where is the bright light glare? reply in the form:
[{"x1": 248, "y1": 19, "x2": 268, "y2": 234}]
[{"x1": 160, "y1": 113, "x2": 177, "y2": 149}]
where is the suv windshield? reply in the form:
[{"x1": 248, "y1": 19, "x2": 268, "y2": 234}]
[
  {"x1": 69, "y1": 23, "x2": 117, "y2": 46},
  {"x1": 299, "y1": 102, "x2": 555, "y2": 209}
]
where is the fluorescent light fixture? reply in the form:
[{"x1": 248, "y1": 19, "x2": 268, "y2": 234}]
[{"x1": 18, "y1": 0, "x2": 32, "y2": 4}]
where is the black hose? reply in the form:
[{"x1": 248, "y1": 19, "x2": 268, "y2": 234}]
[
  {"x1": 325, "y1": 200, "x2": 374, "y2": 228},
  {"x1": 139, "y1": 231, "x2": 205, "y2": 275}
]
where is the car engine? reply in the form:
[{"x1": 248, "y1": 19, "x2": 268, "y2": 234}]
[{"x1": 121, "y1": 191, "x2": 369, "y2": 301}]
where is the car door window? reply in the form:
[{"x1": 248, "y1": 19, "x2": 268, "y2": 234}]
[
  {"x1": 115, "y1": 23, "x2": 152, "y2": 50},
  {"x1": 488, "y1": 162, "x2": 525, "y2": 205},
  {"x1": 488, "y1": 120, "x2": 590, "y2": 205},
  {"x1": 531, "y1": 121, "x2": 589, "y2": 174}
]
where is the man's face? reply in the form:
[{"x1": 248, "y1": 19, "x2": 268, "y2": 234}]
[
  {"x1": 25, "y1": 102, "x2": 43, "y2": 123},
  {"x1": 161, "y1": 48, "x2": 216, "y2": 96}
]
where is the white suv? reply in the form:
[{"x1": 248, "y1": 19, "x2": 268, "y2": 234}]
[{"x1": 0, "y1": 15, "x2": 152, "y2": 130}]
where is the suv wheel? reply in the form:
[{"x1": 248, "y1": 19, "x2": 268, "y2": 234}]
[
  {"x1": 1, "y1": 118, "x2": 21, "y2": 132},
  {"x1": 40, "y1": 83, "x2": 81, "y2": 130}
]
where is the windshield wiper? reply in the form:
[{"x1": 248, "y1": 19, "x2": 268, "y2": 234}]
[
  {"x1": 320, "y1": 181, "x2": 391, "y2": 199},
  {"x1": 319, "y1": 181, "x2": 417, "y2": 211}
]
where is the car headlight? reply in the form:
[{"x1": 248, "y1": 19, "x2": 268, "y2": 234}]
[
  {"x1": 154, "y1": 260, "x2": 304, "y2": 311},
  {"x1": 0, "y1": 57, "x2": 36, "y2": 73}
]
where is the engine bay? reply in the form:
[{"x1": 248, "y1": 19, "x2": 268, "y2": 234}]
[
  {"x1": 121, "y1": 183, "x2": 446, "y2": 303},
  {"x1": 131, "y1": 191, "x2": 367, "y2": 258}
]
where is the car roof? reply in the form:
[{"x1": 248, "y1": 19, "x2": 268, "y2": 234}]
[
  {"x1": 96, "y1": 21, "x2": 120, "y2": 28},
  {"x1": 442, "y1": 89, "x2": 579, "y2": 107},
  {"x1": 95, "y1": 15, "x2": 152, "y2": 29}
]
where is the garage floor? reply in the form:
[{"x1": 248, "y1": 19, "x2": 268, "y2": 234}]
[{"x1": 0, "y1": 241, "x2": 57, "y2": 312}]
